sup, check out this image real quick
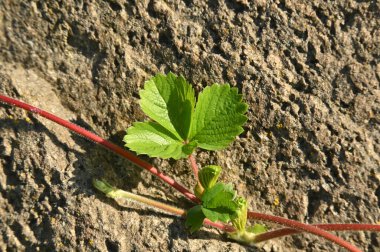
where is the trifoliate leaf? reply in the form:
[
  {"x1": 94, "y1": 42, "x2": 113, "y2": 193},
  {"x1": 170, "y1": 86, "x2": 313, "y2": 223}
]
[
  {"x1": 201, "y1": 183, "x2": 238, "y2": 211},
  {"x1": 139, "y1": 72, "x2": 195, "y2": 140},
  {"x1": 198, "y1": 165, "x2": 222, "y2": 189},
  {"x1": 124, "y1": 122, "x2": 187, "y2": 159},
  {"x1": 185, "y1": 205, "x2": 205, "y2": 233},
  {"x1": 125, "y1": 74, "x2": 248, "y2": 160},
  {"x1": 189, "y1": 84, "x2": 248, "y2": 150}
]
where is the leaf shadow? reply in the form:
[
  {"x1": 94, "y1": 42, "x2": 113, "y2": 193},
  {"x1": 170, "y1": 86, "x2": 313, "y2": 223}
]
[
  {"x1": 68, "y1": 117, "x2": 143, "y2": 195},
  {"x1": 167, "y1": 217, "x2": 225, "y2": 243}
]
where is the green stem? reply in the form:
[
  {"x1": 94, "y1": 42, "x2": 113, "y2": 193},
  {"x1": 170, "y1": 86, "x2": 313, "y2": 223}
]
[{"x1": 93, "y1": 179, "x2": 235, "y2": 232}]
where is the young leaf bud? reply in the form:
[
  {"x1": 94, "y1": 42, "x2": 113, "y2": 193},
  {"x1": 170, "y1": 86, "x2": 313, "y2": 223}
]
[
  {"x1": 231, "y1": 197, "x2": 248, "y2": 232},
  {"x1": 198, "y1": 165, "x2": 222, "y2": 189}
]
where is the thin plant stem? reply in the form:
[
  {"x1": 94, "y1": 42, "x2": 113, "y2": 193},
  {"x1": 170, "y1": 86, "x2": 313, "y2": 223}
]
[
  {"x1": 93, "y1": 179, "x2": 185, "y2": 216},
  {"x1": 0, "y1": 94, "x2": 370, "y2": 251},
  {"x1": 188, "y1": 154, "x2": 199, "y2": 180},
  {"x1": 254, "y1": 224, "x2": 380, "y2": 243},
  {"x1": 247, "y1": 212, "x2": 361, "y2": 252}
]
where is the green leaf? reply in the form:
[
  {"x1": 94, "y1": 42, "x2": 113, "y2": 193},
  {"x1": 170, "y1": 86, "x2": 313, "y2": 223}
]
[
  {"x1": 201, "y1": 183, "x2": 238, "y2": 211},
  {"x1": 124, "y1": 122, "x2": 188, "y2": 159},
  {"x1": 189, "y1": 84, "x2": 248, "y2": 150},
  {"x1": 185, "y1": 205, "x2": 205, "y2": 233},
  {"x1": 201, "y1": 206, "x2": 232, "y2": 223},
  {"x1": 192, "y1": 183, "x2": 239, "y2": 224},
  {"x1": 182, "y1": 140, "x2": 197, "y2": 156},
  {"x1": 125, "y1": 74, "x2": 248, "y2": 160},
  {"x1": 139, "y1": 72, "x2": 195, "y2": 140}
]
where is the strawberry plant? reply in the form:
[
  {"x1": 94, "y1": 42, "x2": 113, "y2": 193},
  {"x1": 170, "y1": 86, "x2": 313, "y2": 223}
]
[
  {"x1": 1, "y1": 73, "x2": 379, "y2": 252},
  {"x1": 123, "y1": 73, "x2": 254, "y2": 236}
]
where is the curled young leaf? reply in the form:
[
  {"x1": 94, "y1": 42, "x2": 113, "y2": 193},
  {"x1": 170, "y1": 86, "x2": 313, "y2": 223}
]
[
  {"x1": 198, "y1": 165, "x2": 222, "y2": 189},
  {"x1": 231, "y1": 197, "x2": 248, "y2": 232}
]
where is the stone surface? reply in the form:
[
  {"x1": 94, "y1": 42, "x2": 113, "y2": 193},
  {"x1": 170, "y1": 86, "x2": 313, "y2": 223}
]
[{"x1": 0, "y1": 0, "x2": 379, "y2": 251}]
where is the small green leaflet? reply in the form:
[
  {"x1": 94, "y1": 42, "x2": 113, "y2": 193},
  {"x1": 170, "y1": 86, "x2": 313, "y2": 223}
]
[
  {"x1": 124, "y1": 72, "x2": 248, "y2": 159},
  {"x1": 124, "y1": 122, "x2": 191, "y2": 159},
  {"x1": 201, "y1": 182, "x2": 238, "y2": 222},
  {"x1": 185, "y1": 182, "x2": 240, "y2": 232},
  {"x1": 201, "y1": 207, "x2": 232, "y2": 223},
  {"x1": 139, "y1": 72, "x2": 195, "y2": 140},
  {"x1": 190, "y1": 84, "x2": 248, "y2": 150},
  {"x1": 201, "y1": 183, "x2": 237, "y2": 209},
  {"x1": 185, "y1": 205, "x2": 205, "y2": 233}
]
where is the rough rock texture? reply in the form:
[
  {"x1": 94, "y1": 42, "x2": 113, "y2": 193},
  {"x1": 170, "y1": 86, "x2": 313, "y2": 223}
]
[{"x1": 0, "y1": 0, "x2": 379, "y2": 251}]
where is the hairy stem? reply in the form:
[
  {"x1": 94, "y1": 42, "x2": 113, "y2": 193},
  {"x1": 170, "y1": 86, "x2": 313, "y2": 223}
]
[
  {"x1": 93, "y1": 179, "x2": 185, "y2": 216},
  {"x1": 188, "y1": 154, "x2": 199, "y2": 180},
  {"x1": 254, "y1": 224, "x2": 380, "y2": 243}
]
